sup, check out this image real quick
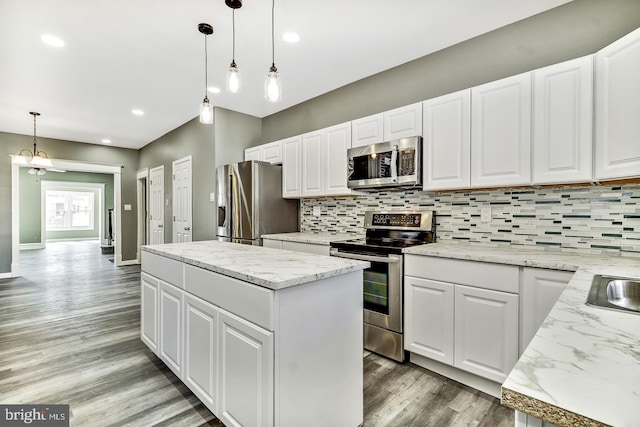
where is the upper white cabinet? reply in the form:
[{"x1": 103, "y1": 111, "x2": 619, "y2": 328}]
[
  {"x1": 352, "y1": 113, "x2": 383, "y2": 147},
  {"x1": 301, "y1": 130, "x2": 325, "y2": 197},
  {"x1": 281, "y1": 135, "x2": 302, "y2": 198},
  {"x1": 244, "y1": 140, "x2": 283, "y2": 164},
  {"x1": 383, "y1": 102, "x2": 423, "y2": 141},
  {"x1": 595, "y1": 28, "x2": 640, "y2": 180},
  {"x1": 471, "y1": 72, "x2": 532, "y2": 188},
  {"x1": 532, "y1": 56, "x2": 594, "y2": 184},
  {"x1": 422, "y1": 89, "x2": 471, "y2": 190},
  {"x1": 324, "y1": 122, "x2": 353, "y2": 196}
]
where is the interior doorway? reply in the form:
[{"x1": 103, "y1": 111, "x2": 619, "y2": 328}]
[{"x1": 136, "y1": 168, "x2": 149, "y2": 262}]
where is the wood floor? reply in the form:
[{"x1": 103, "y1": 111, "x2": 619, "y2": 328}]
[{"x1": 0, "y1": 241, "x2": 514, "y2": 427}]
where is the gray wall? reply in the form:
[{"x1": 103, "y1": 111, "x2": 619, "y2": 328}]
[
  {"x1": 261, "y1": 0, "x2": 640, "y2": 142},
  {"x1": 214, "y1": 108, "x2": 262, "y2": 168},
  {"x1": 1, "y1": 131, "x2": 139, "y2": 272}
]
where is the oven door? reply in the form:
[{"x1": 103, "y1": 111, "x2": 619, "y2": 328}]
[{"x1": 329, "y1": 248, "x2": 403, "y2": 333}]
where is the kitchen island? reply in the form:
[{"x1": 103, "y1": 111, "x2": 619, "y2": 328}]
[{"x1": 140, "y1": 240, "x2": 369, "y2": 427}]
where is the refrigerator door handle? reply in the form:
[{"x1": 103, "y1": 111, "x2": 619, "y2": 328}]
[{"x1": 218, "y1": 206, "x2": 225, "y2": 227}]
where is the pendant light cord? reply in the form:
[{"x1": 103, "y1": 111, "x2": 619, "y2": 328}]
[
  {"x1": 32, "y1": 113, "x2": 38, "y2": 155},
  {"x1": 271, "y1": 0, "x2": 275, "y2": 67},
  {"x1": 204, "y1": 34, "x2": 209, "y2": 99},
  {"x1": 232, "y1": 9, "x2": 236, "y2": 62}
]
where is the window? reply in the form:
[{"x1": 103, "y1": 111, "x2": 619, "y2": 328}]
[{"x1": 45, "y1": 190, "x2": 95, "y2": 231}]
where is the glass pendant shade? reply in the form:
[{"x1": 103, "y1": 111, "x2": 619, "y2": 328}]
[
  {"x1": 199, "y1": 97, "x2": 213, "y2": 124},
  {"x1": 227, "y1": 62, "x2": 241, "y2": 93},
  {"x1": 265, "y1": 66, "x2": 282, "y2": 102},
  {"x1": 37, "y1": 169, "x2": 46, "y2": 176},
  {"x1": 27, "y1": 168, "x2": 37, "y2": 175},
  {"x1": 13, "y1": 154, "x2": 28, "y2": 165},
  {"x1": 31, "y1": 155, "x2": 52, "y2": 167}
]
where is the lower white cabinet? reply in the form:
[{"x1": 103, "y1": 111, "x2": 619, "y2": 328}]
[
  {"x1": 141, "y1": 273, "x2": 159, "y2": 353},
  {"x1": 262, "y1": 239, "x2": 331, "y2": 256},
  {"x1": 454, "y1": 284, "x2": 518, "y2": 384},
  {"x1": 159, "y1": 280, "x2": 183, "y2": 378},
  {"x1": 218, "y1": 310, "x2": 274, "y2": 427}
]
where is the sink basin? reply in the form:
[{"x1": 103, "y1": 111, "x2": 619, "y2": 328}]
[{"x1": 586, "y1": 275, "x2": 640, "y2": 314}]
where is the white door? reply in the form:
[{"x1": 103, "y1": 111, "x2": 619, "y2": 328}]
[
  {"x1": 218, "y1": 310, "x2": 274, "y2": 427},
  {"x1": 595, "y1": 27, "x2": 640, "y2": 180},
  {"x1": 281, "y1": 135, "x2": 302, "y2": 198},
  {"x1": 159, "y1": 280, "x2": 184, "y2": 378},
  {"x1": 173, "y1": 156, "x2": 192, "y2": 243},
  {"x1": 301, "y1": 130, "x2": 325, "y2": 197},
  {"x1": 140, "y1": 273, "x2": 159, "y2": 353},
  {"x1": 184, "y1": 293, "x2": 218, "y2": 413},
  {"x1": 532, "y1": 55, "x2": 593, "y2": 184},
  {"x1": 454, "y1": 284, "x2": 518, "y2": 384},
  {"x1": 422, "y1": 89, "x2": 471, "y2": 190},
  {"x1": 324, "y1": 122, "x2": 352, "y2": 196},
  {"x1": 404, "y1": 276, "x2": 455, "y2": 365},
  {"x1": 383, "y1": 102, "x2": 423, "y2": 141},
  {"x1": 351, "y1": 113, "x2": 384, "y2": 147},
  {"x1": 471, "y1": 72, "x2": 532, "y2": 188},
  {"x1": 149, "y1": 166, "x2": 165, "y2": 245}
]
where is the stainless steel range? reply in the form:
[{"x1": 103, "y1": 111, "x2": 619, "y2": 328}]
[{"x1": 330, "y1": 211, "x2": 436, "y2": 362}]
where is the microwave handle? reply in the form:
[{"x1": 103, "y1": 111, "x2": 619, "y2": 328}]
[{"x1": 391, "y1": 145, "x2": 398, "y2": 182}]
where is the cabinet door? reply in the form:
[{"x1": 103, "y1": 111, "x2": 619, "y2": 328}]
[
  {"x1": 532, "y1": 56, "x2": 593, "y2": 184},
  {"x1": 281, "y1": 135, "x2": 302, "y2": 198},
  {"x1": 404, "y1": 276, "x2": 454, "y2": 365},
  {"x1": 471, "y1": 72, "x2": 532, "y2": 187},
  {"x1": 218, "y1": 310, "x2": 274, "y2": 427},
  {"x1": 595, "y1": 28, "x2": 640, "y2": 180},
  {"x1": 520, "y1": 268, "x2": 573, "y2": 354},
  {"x1": 141, "y1": 273, "x2": 159, "y2": 353},
  {"x1": 262, "y1": 239, "x2": 283, "y2": 250},
  {"x1": 422, "y1": 90, "x2": 471, "y2": 190},
  {"x1": 159, "y1": 280, "x2": 184, "y2": 378},
  {"x1": 262, "y1": 140, "x2": 283, "y2": 164},
  {"x1": 244, "y1": 146, "x2": 262, "y2": 162},
  {"x1": 183, "y1": 294, "x2": 218, "y2": 413},
  {"x1": 301, "y1": 130, "x2": 325, "y2": 197},
  {"x1": 454, "y1": 285, "x2": 518, "y2": 383},
  {"x1": 383, "y1": 102, "x2": 423, "y2": 141},
  {"x1": 325, "y1": 122, "x2": 353, "y2": 196},
  {"x1": 352, "y1": 113, "x2": 384, "y2": 147}
]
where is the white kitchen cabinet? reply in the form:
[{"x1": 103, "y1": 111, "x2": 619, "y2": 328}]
[
  {"x1": 595, "y1": 27, "x2": 640, "y2": 180},
  {"x1": 454, "y1": 284, "x2": 518, "y2": 384},
  {"x1": 218, "y1": 309, "x2": 274, "y2": 427},
  {"x1": 405, "y1": 276, "x2": 454, "y2": 365},
  {"x1": 324, "y1": 122, "x2": 353, "y2": 196},
  {"x1": 159, "y1": 280, "x2": 184, "y2": 378},
  {"x1": 262, "y1": 239, "x2": 282, "y2": 250},
  {"x1": 244, "y1": 146, "x2": 262, "y2": 162},
  {"x1": 422, "y1": 89, "x2": 471, "y2": 190},
  {"x1": 141, "y1": 273, "x2": 159, "y2": 353},
  {"x1": 244, "y1": 140, "x2": 283, "y2": 164},
  {"x1": 532, "y1": 56, "x2": 593, "y2": 184},
  {"x1": 282, "y1": 241, "x2": 330, "y2": 256},
  {"x1": 383, "y1": 102, "x2": 422, "y2": 141},
  {"x1": 184, "y1": 293, "x2": 218, "y2": 414},
  {"x1": 352, "y1": 113, "x2": 384, "y2": 147},
  {"x1": 520, "y1": 268, "x2": 573, "y2": 354},
  {"x1": 281, "y1": 135, "x2": 302, "y2": 198},
  {"x1": 471, "y1": 72, "x2": 532, "y2": 188},
  {"x1": 301, "y1": 130, "x2": 325, "y2": 197}
]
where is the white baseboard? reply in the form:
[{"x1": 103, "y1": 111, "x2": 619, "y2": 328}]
[
  {"x1": 119, "y1": 259, "x2": 139, "y2": 266},
  {"x1": 46, "y1": 238, "x2": 100, "y2": 242},
  {"x1": 0, "y1": 272, "x2": 14, "y2": 279},
  {"x1": 19, "y1": 243, "x2": 45, "y2": 251}
]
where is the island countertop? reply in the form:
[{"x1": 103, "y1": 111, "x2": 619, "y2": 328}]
[
  {"x1": 142, "y1": 240, "x2": 369, "y2": 291},
  {"x1": 404, "y1": 241, "x2": 640, "y2": 427}
]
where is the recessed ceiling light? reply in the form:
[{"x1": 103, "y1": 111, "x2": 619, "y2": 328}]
[
  {"x1": 283, "y1": 32, "x2": 300, "y2": 43},
  {"x1": 41, "y1": 34, "x2": 65, "y2": 47},
  {"x1": 101, "y1": 139, "x2": 112, "y2": 144},
  {"x1": 208, "y1": 86, "x2": 221, "y2": 94},
  {"x1": 132, "y1": 109, "x2": 144, "y2": 116}
]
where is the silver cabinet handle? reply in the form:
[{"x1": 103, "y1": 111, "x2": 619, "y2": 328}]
[
  {"x1": 184, "y1": 227, "x2": 190, "y2": 231},
  {"x1": 330, "y1": 248, "x2": 399, "y2": 264}
]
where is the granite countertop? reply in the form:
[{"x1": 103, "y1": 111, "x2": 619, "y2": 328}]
[
  {"x1": 261, "y1": 232, "x2": 360, "y2": 245},
  {"x1": 142, "y1": 240, "x2": 369, "y2": 291},
  {"x1": 405, "y1": 241, "x2": 640, "y2": 427}
]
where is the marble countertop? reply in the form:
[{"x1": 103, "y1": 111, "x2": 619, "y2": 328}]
[
  {"x1": 142, "y1": 240, "x2": 369, "y2": 290},
  {"x1": 405, "y1": 241, "x2": 640, "y2": 427},
  {"x1": 261, "y1": 232, "x2": 360, "y2": 245}
]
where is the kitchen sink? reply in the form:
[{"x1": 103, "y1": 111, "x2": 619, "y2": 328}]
[{"x1": 586, "y1": 275, "x2": 640, "y2": 314}]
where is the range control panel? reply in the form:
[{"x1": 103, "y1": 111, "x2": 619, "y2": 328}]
[{"x1": 364, "y1": 211, "x2": 434, "y2": 231}]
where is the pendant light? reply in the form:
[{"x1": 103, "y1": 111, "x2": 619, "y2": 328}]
[
  {"x1": 265, "y1": 0, "x2": 282, "y2": 102},
  {"x1": 227, "y1": 6, "x2": 241, "y2": 93},
  {"x1": 198, "y1": 23, "x2": 214, "y2": 124},
  {"x1": 13, "y1": 112, "x2": 52, "y2": 175}
]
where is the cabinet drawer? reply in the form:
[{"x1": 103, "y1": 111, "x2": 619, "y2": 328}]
[
  {"x1": 405, "y1": 255, "x2": 519, "y2": 294},
  {"x1": 142, "y1": 251, "x2": 184, "y2": 288}
]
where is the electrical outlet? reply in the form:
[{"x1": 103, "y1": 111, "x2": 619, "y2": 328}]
[
  {"x1": 312, "y1": 206, "x2": 321, "y2": 217},
  {"x1": 481, "y1": 207, "x2": 491, "y2": 223}
]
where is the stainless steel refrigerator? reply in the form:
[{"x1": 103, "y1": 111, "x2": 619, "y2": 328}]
[{"x1": 216, "y1": 160, "x2": 299, "y2": 245}]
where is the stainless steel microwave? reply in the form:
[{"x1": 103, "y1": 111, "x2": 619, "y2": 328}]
[{"x1": 347, "y1": 136, "x2": 422, "y2": 190}]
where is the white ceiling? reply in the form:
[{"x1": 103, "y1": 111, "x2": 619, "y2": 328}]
[{"x1": 0, "y1": 0, "x2": 572, "y2": 150}]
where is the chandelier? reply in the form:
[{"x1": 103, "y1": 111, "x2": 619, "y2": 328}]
[{"x1": 13, "y1": 112, "x2": 53, "y2": 175}]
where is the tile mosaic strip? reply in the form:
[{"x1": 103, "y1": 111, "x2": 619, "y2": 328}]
[{"x1": 300, "y1": 184, "x2": 640, "y2": 257}]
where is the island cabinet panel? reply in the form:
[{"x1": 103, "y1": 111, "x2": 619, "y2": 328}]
[
  {"x1": 281, "y1": 240, "x2": 330, "y2": 256},
  {"x1": 141, "y1": 251, "x2": 184, "y2": 288},
  {"x1": 184, "y1": 294, "x2": 218, "y2": 414},
  {"x1": 140, "y1": 273, "x2": 159, "y2": 352},
  {"x1": 159, "y1": 280, "x2": 184, "y2": 378},
  {"x1": 218, "y1": 310, "x2": 274, "y2": 427}
]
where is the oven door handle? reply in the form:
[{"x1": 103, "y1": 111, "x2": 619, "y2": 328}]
[{"x1": 330, "y1": 248, "x2": 400, "y2": 264}]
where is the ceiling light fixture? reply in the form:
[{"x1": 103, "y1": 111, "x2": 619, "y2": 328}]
[
  {"x1": 41, "y1": 34, "x2": 65, "y2": 47},
  {"x1": 265, "y1": 0, "x2": 282, "y2": 102},
  {"x1": 132, "y1": 109, "x2": 144, "y2": 116},
  {"x1": 226, "y1": 8, "x2": 241, "y2": 93},
  {"x1": 101, "y1": 139, "x2": 112, "y2": 144},
  {"x1": 283, "y1": 32, "x2": 299, "y2": 43},
  {"x1": 198, "y1": 23, "x2": 214, "y2": 124},
  {"x1": 208, "y1": 87, "x2": 221, "y2": 94},
  {"x1": 13, "y1": 112, "x2": 53, "y2": 176}
]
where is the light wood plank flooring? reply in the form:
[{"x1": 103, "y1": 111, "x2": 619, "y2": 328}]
[{"x1": 0, "y1": 241, "x2": 513, "y2": 426}]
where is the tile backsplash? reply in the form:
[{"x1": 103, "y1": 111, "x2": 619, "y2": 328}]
[{"x1": 300, "y1": 184, "x2": 640, "y2": 257}]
